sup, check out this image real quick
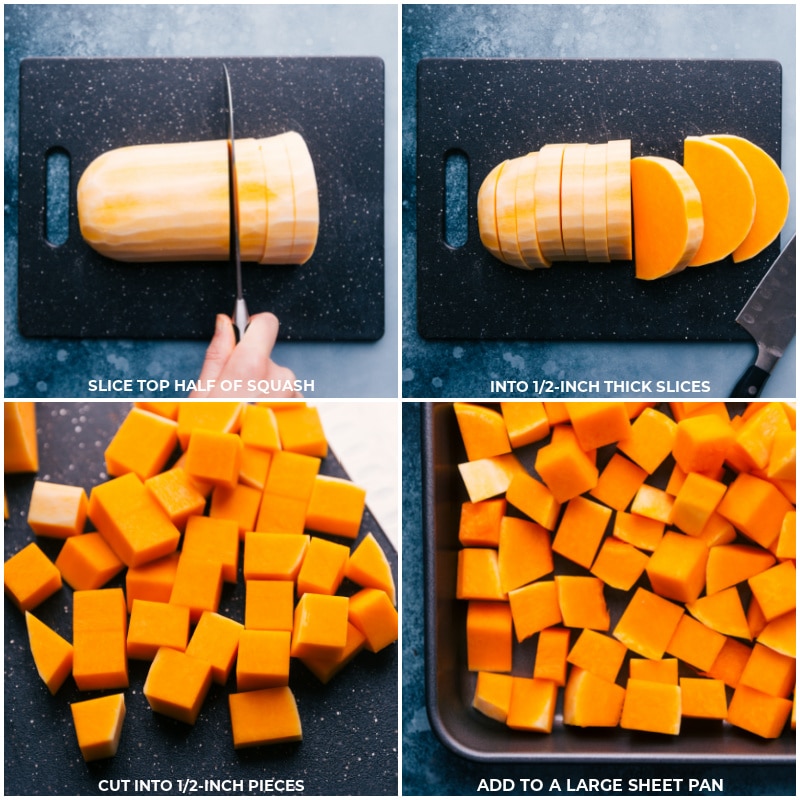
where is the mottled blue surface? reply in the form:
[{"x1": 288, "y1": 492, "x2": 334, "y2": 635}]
[
  {"x1": 402, "y1": 402, "x2": 795, "y2": 796},
  {"x1": 5, "y1": 4, "x2": 398, "y2": 398},
  {"x1": 402, "y1": 4, "x2": 796, "y2": 399}
]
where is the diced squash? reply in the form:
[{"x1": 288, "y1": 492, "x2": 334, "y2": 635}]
[
  {"x1": 209, "y1": 482, "x2": 262, "y2": 537},
  {"x1": 25, "y1": 611, "x2": 73, "y2": 694},
  {"x1": 683, "y1": 136, "x2": 756, "y2": 265},
  {"x1": 563, "y1": 667, "x2": 625, "y2": 728},
  {"x1": 143, "y1": 646, "x2": 213, "y2": 724},
  {"x1": 345, "y1": 532, "x2": 396, "y2": 605},
  {"x1": 646, "y1": 531, "x2": 708, "y2": 604},
  {"x1": 238, "y1": 445, "x2": 273, "y2": 490},
  {"x1": 747, "y1": 560, "x2": 796, "y2": 623},
  {"x1": 263, "y1": 449, "x2": 321, "y2": 500},
  {"x1": 181, "y1": 516, "x2": 239, "y2": 583},
  {"x1": 70, "y1": 693, "x2": 126, "y2": 761},
  {"x1": 55, "y1": 532, "x2": 125, "y2": 591},
  {"x1": 500, "y1": 402, "x2": 549, "y2": 448},
  {"x1": 239, "y1": 402, "x2": 281, "y2": 451},
  {"x1": 229, "y1": 687, "x2": 302, "y2": 748},
  {"x1": 705, "y1": 134, "x2": 789, "y2": 262},
  {"x1": 466, "y1": 601, "x2": 513, "y2": 672},
  {"x1": 134, "y1": 401, "x2": 179, "y2": 420},
  {"x1": 243, "y1": 531, "x2": 309, "y2": 581},
  {"x1": 686, "y1": 587, "x2": 751, "y2": 640},
  {"x1": 497, "y1": 516, "x2": 553, "y2": 593},
  {"x1": 127, "y1": 599, "x2": 190, "y2": 660},
  {"x1": 4, "y1": 542, "x2": 62, "y2": 611},
  {"x1": 534, "y1": 425, "x2": 598, "y2": 502},
  {"x1": 617, "y1": 407, "x2": 677, "y2": 474},
  {"x1": 730, "y1": 402, "x2": 792, "y2": 472},
  {"x1": 505, "y1": 470, "x2": 561, "y2": 530},
  {"x1": 144, "y1": 467, "x2": 207, "y2": 531},
  {"x1": 459, "y1": 453, "x2": 524, "y2": 503},
  {"x1": 506, "y1": 676, "x2": 558, "y2": 733},
  {"x1": 125, "y1": 552, "x2": 180, "y2": 612},
  {"x1": 612, "y1": 511, "x2": 664, "y2": 551},
  {"x1": 274, "y1": 405, "x2": 327, "y2": 457},
  {"x1": 305, "y1": 475, "x2": 366, "y2": 539},
  {"x1": 184, "y1": 429, "x2": 243, "y2": 489},
  {"x1": 694, "y1": 511, "x2": 737, "y2": 548},
  {"x1": 555, "y1": 575, "x2": 609, "y2": 631},
  {"x1": 27, "y1": 480, "x2": 88, "y2": 538},
  {"x1": 347, "y1": 588, "x2": 399, "y2": 653},
  {"x1": 4, "y1": 402, "x2": 38, "y2": 472},
  {"x1": 237, "y1": 629, "x2": 291, "y2": 690},
  {"x1": 739, "y1": 642, "x2": 796, "y2": 699},
  {"x1": 176, "y1": 402, "x2": 244, "y2": 450},
  {"x1": 454, "y1": 402, "x2": 512, "y2": 461},
  {"x1": 705, "y1": 543, "x2": 776, "y2": 595},
  {"x1": 185, "y1": 611, "x2": 243, "y2": 685},
  {"x1": 767, "y1": 429, "x2": 796, "y2": 481},
  {"x1": 589, "y1": 454, "x2": 647, "y2": 511},
  {"x1": 672, "y1": 414, "x2": 735, "y2": 476},
  {"x1": 472, "y1": 671, "x2": 514, "y2": 722},
  {"x1": 72, "y1": 589, "x2": 128, "y2": 691},
  {"x1": 533, "y1": 628, "x2": 571, "y2": 686},
  {"x1": 244, "y1": 580, "x2": 294, "y2": 632},
  {"x1": 630, "y1": 156, "x2": 702, "y2": 279},
  {"x1": 630, "y1": 484, "x2": 674, "y2": 524},
  {"x1": 104, "y1": 407, "x2": 178, "y2": 480},
  {"x1": 300, "y1": 622, "x2": 366, "y2": 684},
  {"x1": 613, "y1": 587, "x2": 684, "y2": 660},
  {"x1": 552, "y1": 496, "x2": 611, "y2": 569},
  {"x1": 727, "y1": 684, "x2": 792, "y2": 738},
  {"x1": 88, "y1": 472, "x2": 181, "y2": 568},
  {"x1": 565, "y1": 402, "x2": 631, "y2": 450},
  {"x1": 168, "y1": 555, "x2": 224, "y2": 623},
  {"x1": 718, "y1": 472, "x2": 793, "y2": 549},
  {"x1": 757, "y1": 611, "x2": 796, "y2": 659},
  {"x1": 620, "y1": 678, "x2": 681, "y2": 735},
  {"x1": 704, "y1": 637, "x2": 752, "y2": 688},
  {"x1": 567, "y1": 629, "x2": 627, "y2": 683},
  {"x1": 775, "y1": 511, "x2": 796, "y2": 561},
  {"x1": 255, "y1": 492, "x2": 308, "y2": 534},
  {"x1": 458, "y1": 498, "x2": 506, "y2": 547},
  {"x1": 679, "y1": 678, "x2": 727, "y2": 719},
  {"x1": 629, "y1": 658, "x2": 678, "y2": 685},
  {"x1": 671, "y1": 472, "x2": 727, "y2": 537},
  {"x1": 590, "y1": 537, "x2": 648, "y2": 591},
  {"x1": 290, "y1": 593, "x2": 349, "y2": 659},
  {"x1": 747, "y1": 595, "x2": 767, "y2": 639},
  {"x1": 296, "y1": 537, "x2": 349, "y2": 596},
  {"x1": 508, "y1": 581, "x2": 562, "y2": 643},
  {"x1": 665, "y1": 614, "x2": 726, "y2": 672}
]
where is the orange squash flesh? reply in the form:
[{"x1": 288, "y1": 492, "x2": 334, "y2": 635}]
[
  {"x1": 4, "y1": 542, "x2": 62, "y2": 612},
  {"x1": 104, "y1": 407, "x2": 178, "y2": 481},
  {"x1": 27, "y1": 480, "x2": 88, "y2": 538},
  {"x1": 4, "y1": 402, "x2": 39, "y2": 472},
  {"x1": 620, "y1": 678, "x2": 681, "y2": 735},
  {"x1": 497, "y1": 516, "x2": 553, "y2": 594},
  {"x1": 534, "y1": 627, "x2": 571, "y2": 686},
  {"x1": 25, "y1": 611, "x2": 73, "y2": 695},
  {"x1": 473, "y1": 671, "x2": 514, "y2": 722},
  {"x1": 228, "y1": 687, "x2": 303, "y2": 748},
  {"x1": 143, "y1": 646, "x2": 213, "y2": 724},
  {"x1": 70, "y1": 693, "x2": 126, "y2": 761},
  {"x1": 727, "y1": 685, "x2": 792, "y2": 739},
  {"x1": 564, "y1": 667, "x2": 625, "y2": 728},
  {"x1": 506, "y1": 677, "x2": 558, "y2": 733}
]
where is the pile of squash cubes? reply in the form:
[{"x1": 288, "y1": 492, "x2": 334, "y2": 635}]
[
  {"x1": 455, "y1": 401, "x2": 795, "y2": 739},
  {"x1": 4, "y1": 401, "x2": 397, "y2": 761}
]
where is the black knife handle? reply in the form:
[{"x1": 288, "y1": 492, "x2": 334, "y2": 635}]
[{"x1": 731, "y1": 364, "x2": 771, "y2": 398}]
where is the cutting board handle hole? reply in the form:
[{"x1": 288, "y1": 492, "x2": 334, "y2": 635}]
[
  {"x1": 444, "y1": 149, "x2": 468, "y2": 248},
  {"x1": 45, "y1": 147, "x2": 70, "y2": 247}
]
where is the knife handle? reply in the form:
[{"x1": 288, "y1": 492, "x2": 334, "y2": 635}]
[{"x1": 731, "y1": 364, "x2": 771, "y2": 398}]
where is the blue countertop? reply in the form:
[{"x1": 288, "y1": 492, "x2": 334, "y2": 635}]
[
  {"x1": 4, "y1": 4, "x2": 398, "y2": 399},
  {"x1": 401, "y1": 4, "x2": 796, "y2": 400}
]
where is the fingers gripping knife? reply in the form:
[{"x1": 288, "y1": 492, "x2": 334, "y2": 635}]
[{"x1": 223, "y1": 64, "x2": 250, "y2": 341}]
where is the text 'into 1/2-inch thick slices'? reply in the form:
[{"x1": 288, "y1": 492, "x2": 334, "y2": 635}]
[{"x1": 478, "y1": 134, "x2": 788, "y2": 279}]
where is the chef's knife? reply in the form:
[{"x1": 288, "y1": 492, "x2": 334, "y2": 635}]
[
  {"x1": 731, "y1": 235, "x2": 795, "y2": 397},
  {"x1": 223, "y1": 63, "x2": 250, "y2": 341}
]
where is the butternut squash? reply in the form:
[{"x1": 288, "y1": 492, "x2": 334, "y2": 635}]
[
  {"x1": 564, "y1": 667, "x2": 625, "y2": 728},
  {"x1": 70, "y1": 693, "x2": 126, "y2": 761},
  {"x1": 228, "y1": 687, "x2": 303, "y2": 747},
  {"x1": 77, "y1": 133, "x2": 318, "y2": 265},
  {"x1": 25, "y1": 611, "x2": 73, "y2": 695},
  {"x1": 143, "y1": 646, "x2": 213, "y2": 724}
]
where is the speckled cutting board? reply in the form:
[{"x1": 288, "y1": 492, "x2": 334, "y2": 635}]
[
  {"x1": 4, "y1": 403, "x2": 398, "y2": 796},
  {"x1": 416, "y1": 59, "x2": 783, "y2": 341},
  {"x1": 18, "y1": 57, "x2": 384, "y2": 341}
]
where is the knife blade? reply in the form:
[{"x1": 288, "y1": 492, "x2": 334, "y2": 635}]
[
  {"x1": 223, "y1": 63, "x2": 250, "y2": 341},
  {"x1": 731, "y1": 234, "x2": 796, "y2": 397}
]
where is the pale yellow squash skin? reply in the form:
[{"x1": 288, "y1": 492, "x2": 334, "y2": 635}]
[
  {"x1": 494, "y1": 157, "x2": 529, "y2": 270},
  {"x1": 560, "y1": 143, "x2": 588, "y2": 261},
  {"x1": 515, "y1": 153, "x2": 551, "y2": 269},
  {"x1": 583, "y1": 143, "x2": 610, "y2": 263},
  {"x1": 77, "y1": 134, "x2": 318, "y2": 265},
  {"x1": 606, "y1": 139, "x2": 633, "y2": 260},
  {"x1": 477, "y1": 161, "x2": 504, "y2": 261},
  {"x1": 533, "y1": 143, "x2": 567, "y2": 260}
]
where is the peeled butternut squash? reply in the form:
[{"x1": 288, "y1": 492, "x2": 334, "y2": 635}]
[{"x1": 78, "y1": 132, "x2": 318, "y2": 265}]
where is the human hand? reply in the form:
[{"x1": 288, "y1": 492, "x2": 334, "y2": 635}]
[{"x1": 189, "y1": 312, "x2": 301, "y2": 398}]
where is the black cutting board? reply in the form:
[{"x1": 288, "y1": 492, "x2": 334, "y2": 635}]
[
  {"x1": 416, "y1": 59, "x2": 783, "y2": 341},
  {"x1": 18, "y1": 57, "x2": 385, "y2": 341},
  {"x1": 4, "y1": 403, "x2": 398, "y2": 796}
]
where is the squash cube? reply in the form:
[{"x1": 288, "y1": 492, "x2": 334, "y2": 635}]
[
  {"x1": 555, "y1": 575, "x2": 609, "y2": 631},
  {"x1": 345, "y1": 532, "x2": 396, "y2": 605},
  {"x1": 264, "y1": 449, "x2": 321, "y2": 500},
  {"x1": 238, "y1": 445, "x2": 272, "y2": 491},
  {"x1": 767, "y1": 428, "x2": 796, "y2": 480},
  {"x1": 291, "y1": 593, "x2": 349, "y2": 659},
  {"x1": 305, "y1": 475, "x2": 366, "y2": 539},
  {"x1": 209, "y1": 481, "x2": 262, "y2": 537},
  {"x1": 168, "y1": 555, "x2": 224, "y2": 623},
  {"x1": 244, "y1": 580, "x2": 294, "y2": 631},
  {"x1": 564, "y1": 667, "x2": 625, "y2": 728},
  {"x1": 612, "y1": 511, "x2": 664, "y2": 551},
  {"x1": 775, "y1": 511, "x2": 795, "y2": 560},
  {"x1": 300, "y1": 622, "x2": 366, "y2": 684},
  {"x1": 274, "y1": 405, "x2": 328, "y2": 458},
  {"x1": 70, "y1": 693, "x2": 126, "y2": 761},
  {"x1": 4, "y1": 402, "x2": 38, "y2": 472},
  {"x1": 456, "y1": 548, "x2": 504, "y2": 601},
  {"x1": 229, "y1": 686, "x2": 302, "y2": 748},
  {"x1": 127, "y1": 599, "x2": 190, "y2": 660},
  {"x1": 533, "y1": 627, "x2": 571, "y2": 686},
  {"x1": 717, "y1": 472, "x2": 793, "y2": 549},
  {"x1": 457, "y1": 498, "x2": 506, "y2": 548},
  {"x1": 55, "y1": 532, "x2": 125, "y2": 591},
  {"x1": 534, "y1": 426, "x2": 598, "y2": 503},
  {"x1": 4, "y1": 542, "x2": 63, "y2": 611},
  {"x1": 184, "y1": 429, "x2": 243, "y2": 489},
  {"x1": 679, "y1": 677, "x2": 727, "y2": 719},
  {"x1": 134, "y1": 401, "x2": 179, "y2": 419},
  {"x1": 705, "y1": 543, "x2": 775, "y2": 596},
  {"x1": 104, "y1": 407, "x2": 178, "y2": 480},
  {"x1": 646, "y1": 531, "x2": 708, "y2": 604},
  {"x1": 505, "y1": 470, "x2": 562, "y2": 531},
  {"x1": 454, "y1": 402, "x2": 512, "y2": 461},
  {"x1": 671, "y1": 472, "x2": 727, "y2": 537},
  {"x1": 255, "y1": 492, "x2": 308, "y2": 534},
  {"x1": 552, "y1": 496, "x2": 611, "y2": 569},
  {"x1": 665, "y1": 614, "x2": 726, "y2": 672},
  {"x1": 348, "y1": 587, "x2": 398, "y2": 653},
  {"x1": 686, "y1": 587, "x2": 750, "y2": 640},
  {"x1": 704, "y1": 637, "x2": 752, "y2": 688},
  {"x1": 506, "y1": 677, "x2": 558, "y2": 733},
  {"x1": 629, "y1": 658, "x2": 678, "y2": 685},
  {"x1": 613, "y1": 587, "x2": 684, "y2": 660},
  {"x1": 589, "y1": 454, "x2": 647, "y2": 511},
  {"x1": 458, "y1": 454, "x2": 521, "y2": 503},
  {"x1": 747, "y1": 561, "x2": 795, "y2": 623},
  {"x1": 590, "y1": 537, "x2": 649, "y2": 591},
  {"x1": 88, "y1": 472, "x2": 181, "y2": 568},
  {"x1": 739, "y1": 642, "x2": 796, "y2": 698},
  {"x1": 757, "y1": 610, "x2": 796, "y2": 659},
  {"x1": 239, "y1": 404, "x2": 281, "y2": 451},
  {"x1": 508, "y1": 581, "x2": 561, "y2": 643},
  {"x1": 243, "y1": 531, "x2": 309, "y2": 581},
  {"x1": 143, "y1": 647, "x2": 213, "y2": 724},
  {"x1": 630, "y1": 484, "x2": 674, "y2": 524},
  {"x1": 617, "y1": 407, "x2": 677, "y2": 474},
  {"x1": 125, "y1": 552, "x2": 180, "y2": 612},
  {"x1": 497, "y1": 516, "x2": 553, "y2": 594},
  {"x1": 176, "y1": 402, "x2": 244, "y2": 450},
  {"x1": 237, "y1": 629, "x2": 291, "y2": 690},
  {"x1": 727, "y1": 684, "x2": 792, "y2": 738},
  {"x1": 466, "y1": 601, "x2": 513, "y2": 672},
  {"x1": 144, "y1": 467, "x2": 207, "y2": 531},
  {"x1": 565, "y1": 402, "x2": 632, "y2": 450},
  {"x1": 27, "y1": 480, "x2": 88, "y2": 538},
  {"x1": 181, "y1": 516, "x2": 239, "y2": 583},
  {"x1": 25, "y1": 611, "x2": 73, "y2": 695},
  {"x1": 185, "y1": 611, "x2": 242, "y2": 684},
  {"x1": 567, "y1": 629, "x2": 627, "y2": 683},
  {"x1": 72, "y1": 588, "x2": 128, "y2": 691},
  {"x1": 620, "y1": 678, "x2": 681, "y2": 735},
  {"x1": 672, "y1": 413, "x2": 735, "y2": 475},
  {"x1": 500, "y1": 401, "x2": 549, "y2": 448},
  {"x1": 472, "y1": 670, "x2": 514, "y2": 722}
]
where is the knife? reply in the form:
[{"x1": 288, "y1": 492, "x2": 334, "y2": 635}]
[
  {"x1": 223, "y1": 63, "x2": 250, "y2": 341},
  {"x1": 731, "y1": 234, "x2": 796, "y2": 398}
]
